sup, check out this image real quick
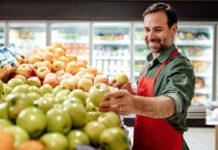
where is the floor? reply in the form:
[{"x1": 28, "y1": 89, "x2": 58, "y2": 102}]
[{"x1": 127, "y1": 127, "x2": 215, "y2": 150}]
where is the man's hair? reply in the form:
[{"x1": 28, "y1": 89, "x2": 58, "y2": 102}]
[{"x1": 143, "y1": 3, "x2": 177, "y2": 28}]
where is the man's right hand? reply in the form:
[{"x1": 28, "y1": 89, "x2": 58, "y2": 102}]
[{"x1": 109, "y1": 79, "x2": 136, "y2": 95}]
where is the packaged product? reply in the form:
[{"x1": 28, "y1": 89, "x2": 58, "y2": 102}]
[{"x1": 5, "y1": 46, "x2": 26, "y2": 64}]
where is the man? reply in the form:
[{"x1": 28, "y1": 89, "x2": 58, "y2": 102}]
[{"x1": 98, "y1": 2, "x2": 195, "y2": 150}]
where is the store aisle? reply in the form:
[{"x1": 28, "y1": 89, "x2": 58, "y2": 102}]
[{"x1": 127, "y1": 127, "x2": 215, "y2": 150}]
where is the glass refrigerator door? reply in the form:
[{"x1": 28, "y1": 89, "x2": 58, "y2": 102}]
[
  {"x1": 51, "y1": 22, "x2": 89, "y2": 60},
  {"x1": 133, "y1": 23, "x2": 149, "y2": 89},
  {"x1": 92, "y1": 22, "x2": 131, "y2": 79},
  {"x1": 176, "y1": 24, "x2": 214, "y2": 108},
  {"x1": 0, "y1": 23, "x2": 5, "y2": 47},
  {"x1": 9, "y1": 22, "x2": 46, "y2": 55}
]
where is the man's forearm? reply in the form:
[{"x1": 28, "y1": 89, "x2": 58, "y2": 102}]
[{"x1": 132, "y1": 95, "x2": 175, "y2": 119}]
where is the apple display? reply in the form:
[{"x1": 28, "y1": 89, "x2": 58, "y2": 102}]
[
  {"x1": 83, "y1": 121, "x2": 106, "y2": 146},
  {"x1": 63, "y1": 103, "x2": 87, "y2": 128},
  {"x1": 36, "y1": 67, "x2": 51, "y2": 80},
  {"x1": 46, "y1": 108, "x2": 72, "y2": 134},
  {"x1": 100, "y1": 127, "x2": 129, "y2": 150},
  {"x1": 4, "y1": 125, "x2": 29, "y2": 148},
  {"x1": 26, "y1": 77, "x2": 41, "y2": 87},
  {"x1": 39, "y1": 132, "x2": 69, "y2": 150},
  {"x1": 16, "y1": 64, "x2": 32, "y2": 78},
  {"x1": 114, "y1": 72, "x2": 128, "y2": 86},
  {"x1": 67, "y1": 130, "x2": 90, "y2": 149},
  {"x1": 98, "y1": 111, "x2": 121, "y2": 128},
  {"x1": 78, "y1": 78, "x2": 93, "y2": 92},
  {"x1": 16, "y1": 107, "x2": 46, "y2": 138},
  {"x1": 88, "y1": 83, "x2": 110, "y2": 107}
]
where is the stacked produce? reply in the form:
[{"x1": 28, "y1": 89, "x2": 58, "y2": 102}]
[{"x1": 0, "y1": 42, "x2": 129, "y2": 150}]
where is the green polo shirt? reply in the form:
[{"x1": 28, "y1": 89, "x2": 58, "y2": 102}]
[{"x1": 137, "y1": 44, "x2": 195, "y2": 150}]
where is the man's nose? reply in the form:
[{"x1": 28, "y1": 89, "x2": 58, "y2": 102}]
[{"x1": 146, "y1": 30, "x2": 156, "y2": 41}]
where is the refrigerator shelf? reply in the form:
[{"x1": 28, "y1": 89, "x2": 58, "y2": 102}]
[
  {"x1": 195, "y1": 88, "x2": 210, "y2": 94},
  {"x1": 134, "y1": 40, "x2": 145, "y2": 45},
  {"x1": 176, "y1": 40, "x2": 212, "y2": 46},
  {"x1": 195, "y1": 73, "x2": 212, "y2": 78},
  {"x1": 189, "y1": 56, "x2": 213, "y2": 61},
  {"x1": 57, "y1": 39, "x2": 89, "y2": 44},
  {"x1": 93, "y1": 40, "x2": 130, "y2": 45}
]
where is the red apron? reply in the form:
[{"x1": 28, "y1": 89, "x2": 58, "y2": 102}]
[{"x1": 133, "y1": 49, "x2": 183, "y2": 150}]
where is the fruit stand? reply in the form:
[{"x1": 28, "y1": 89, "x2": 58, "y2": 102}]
[{"x1": 0, "y1": 43, "x2": 130, "y2": 150}]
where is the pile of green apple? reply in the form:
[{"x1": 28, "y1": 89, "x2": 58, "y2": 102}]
[{"x1": 0, "y1": 78, "x2": 129, "y2": 150}]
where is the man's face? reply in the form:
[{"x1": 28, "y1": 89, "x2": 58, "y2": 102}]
[{"x1": 143, "y1": 11, "x2": 177, "y2": 53}]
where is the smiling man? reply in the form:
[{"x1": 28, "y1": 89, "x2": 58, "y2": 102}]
[{"x1": 98, "y1": 3, "x2": 195, "y2": 150}]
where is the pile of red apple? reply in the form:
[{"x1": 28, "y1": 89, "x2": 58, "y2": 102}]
[{"x1": 0, "y1": 42, "x2": 129, "y2": 150}]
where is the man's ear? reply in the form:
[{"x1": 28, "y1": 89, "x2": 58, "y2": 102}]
[{"x1": 170, "y1": 23, "x2": 178, "y2": 38}]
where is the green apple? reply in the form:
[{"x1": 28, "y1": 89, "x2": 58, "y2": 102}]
[
  {"x1": 0, "y1": 118, "x2": 13, "y2": 129},
  {"x1": 43, "y1": 93, "x2": 53, "y2": 97},
  {"x1": 0, "y1": 80, "x2": 3, "y2": 95},
  {"x1": 114, "y1": 72, "x2": 128, "y2": 86},
  {"x1": 52, "y1": 85, "x2": 68, "y2": 96},
  {"x1": 26, "y1": 77, "x2": 41, "y2": 87},
  {"x1": 27, "y1": 92, "x2": 41, "y2": 104},
  {"x1": 67, "y1": 130, "x2": 90, "y2": 149},
  {"x1": 53, "y1": 103, "x2": 64, "y2": 109},
  {"x1": 6, "y1": 93, "x2": 33, "y2": 119},
  {"x1": 40, "y1": 84, "x2": 53, "y2": 95},
  {"x1": 46, "y1": 108, "x2": 72, "y2": 134},
  {"x1": 2, "y1": 83, "x2": 12, "y2": 97},
  {"x1": 87, "y1": 111, "x2": 101, "y2": 122},
  {"x1": 85, "y1": 98, "x2": 98, "y2": 112},
  {"x1": 55, "y1": 89, "x2": 71, "y2": 104},
  {"x1": 37, "y1": 96, "x2": 54, "y2": 112},
  {"x1": 29, "y1": 86, "x2": 42, "y2": 96},
  {"x1": 63, "y1": 103, "x2": 87, "y2": 128},
  {"x1": 100, "y1": 127, "x2": 129, "y2": 150},
  {"x1": 11, "y1": 84, "x2": 30, "y2": 93},
  {"x1": 63, "y1": 97, "x2": 83, "y2": 106},
  {"x1": 0, "y1": 102, "x2": 9, "y2": 119},
  {"x1": 98, "y1": 111, "x2": 121, "y2": 128},
  {"x1": 4, "y1": 125, "x2": 29, "y2": 148},
  {"x1": 83, "y1": 121, "x2": 106, "y2": 146},
  {"x1": 88, "y1": 83, "x2": 110, "y2": 107},
  {"x1": 69, "y1": 89, "x2": 86, "y2": 106},
  {"x1": 16, "y1": 107, "x2": 46, "y2": 138},
  {"x1": 39, "y1": 132, "x2": 69, "y2": 150},
  {"x1": 7, "y1": 78, "x2": 24, "y2": 89}
]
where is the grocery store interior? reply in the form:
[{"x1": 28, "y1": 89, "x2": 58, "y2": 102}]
[{"x1": 1, "y1": 0, "x2": 218, "y2": 150}]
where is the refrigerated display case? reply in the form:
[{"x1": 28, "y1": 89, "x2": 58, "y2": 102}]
[
  {"x1": 176, "y1": 24, "x2": 214, "y2": 112},
  {"x1": 8, "y1": 22, "x2": 46, "y2": 55},
  {"x1": 92, "y1": 22, "x2": 131, "y2": 80},
  {"x1": 51, "y1": 22, "x2": 90, "y2": 60},
  {"x1": 0, "y1": 23, "x2": 5, "y2": 47}
]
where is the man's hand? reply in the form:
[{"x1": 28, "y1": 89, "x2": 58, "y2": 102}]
[
  {"x1": 98, "y1": 89, "x2": 136, "y2": 115},
  {"x1": 109, "y1": 79, "x2": 136, "y2": 95}
]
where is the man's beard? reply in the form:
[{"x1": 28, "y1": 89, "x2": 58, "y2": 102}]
[{"x1": 146, "y1": 39, "x2": 168, "y2": 53}]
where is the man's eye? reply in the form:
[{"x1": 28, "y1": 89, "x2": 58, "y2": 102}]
[{"x1": 155, "y1": 29, "x2": 162, "y2": 32}]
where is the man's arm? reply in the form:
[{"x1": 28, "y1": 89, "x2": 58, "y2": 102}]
[{"x1": 99, "y1": 89, "x2": 175, "y2": 119}]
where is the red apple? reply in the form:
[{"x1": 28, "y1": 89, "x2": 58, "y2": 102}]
[
  {"x1": 16, "y1": 64, "x2": 32, "y2": 78},
  {"x1": 43, "y1": 73, "x2": 60, "y2": 88},
  {"x1": 36, "y1": 67, "x2": 51, "y2": 80},
  {"x1": 65, "y1": 61, "x2": 79, "y2": 75},
  {"x1": 56, "y1": 70, "x2": 65, "y2": 77},
  {"x1": 94, "y1": 75, "x2": 109, "y2": 85},
  {"x1": 43, "y1": 61, "x2": 53, "y2": 71},
  {"x1": 33, "y1": 62, "x2": 47, "y2": 74},
  {"x1": 58, "y1": 73, "x2": 73, "y2": 81},
  {"x1": 60, "y1": 78, "x2": 77, "y2": 91},
  {"x1": 82, "y1": 73, "x2": 95, "y2": 81}
]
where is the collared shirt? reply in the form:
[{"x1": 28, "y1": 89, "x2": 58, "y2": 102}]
[{"x1": 137, "y1": 44, "x2": 195, "y2": 135}]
